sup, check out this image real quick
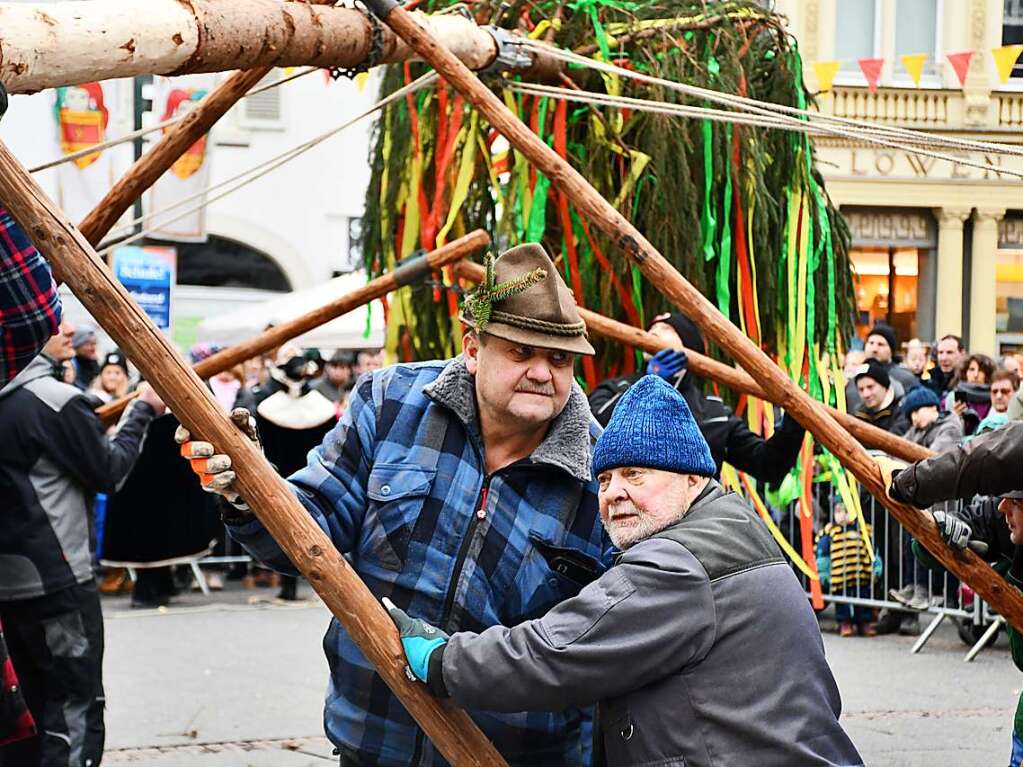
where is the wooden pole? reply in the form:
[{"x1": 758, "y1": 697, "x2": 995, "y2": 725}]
[
  {"x1": 453, "y1": 260, "x2": 932, "y2": 463},
  {"x1": 0, "y1": 0, "x2": 557, "y2": 94},
  {"x1": 0, "y1": 139, "x2": 506, "y2": 766},
  {"x1": 368, "y1": 3, "x2": 1023, "y2": 632},
  {"x1": 97, "y1": 230, "x2": 490, "y2": 425}
]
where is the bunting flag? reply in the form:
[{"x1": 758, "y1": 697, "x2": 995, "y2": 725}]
[
  {"x1": 992, "y1": 44, "x2": 1023, "y2": 84},
  {"x1": 812, "y1": 60, "x2": 841, "y2": 93},
  {"x1": 900, "y1": 53, "x2": 928, "y2": 87},
  {"x1": 146, "y1": 74, "x2": 216, "y2": 242},
  {"x1": 946, "y1": 50, "x2": 974, "y2": 87},
  {"x1": 857, "y1": 57, "x2": 884, "y2": 93}
]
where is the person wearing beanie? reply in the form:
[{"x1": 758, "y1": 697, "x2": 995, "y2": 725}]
[
  {"x1": 588, "y1": 312, "x2": 805, "y2": 486},
  {"x1": 878, "y1": 384, "x2": 961, "y2": 629},
  {"x1": 386, "y1": 375, "x2": 863, "y2": 767},
  {"x1": 87, "y1": 350, "x2": 131, "y2": 404},
  {"x1": 173, "y1": 243, "x2": 612, "y2": 766},
  {"x1": 70, "y1": 324, "x2": 100, "y2": 391},
  {"x1": 844, "y1": 323, "x2": 918, "y2": 411},
  {"x1": 851, "y1": 361, "x2": 908, "y2": 435},
  {"x1": 878, "y1": 425, "x2": 1023, "y2": 766}
]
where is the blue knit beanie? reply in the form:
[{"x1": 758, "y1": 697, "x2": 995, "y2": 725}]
[
  {"x1": 592, "y1": 375, "x2": 716, "y2": 477},
  {"x1": 900, "y1": 386, "x2": 940, "y2": 416}
]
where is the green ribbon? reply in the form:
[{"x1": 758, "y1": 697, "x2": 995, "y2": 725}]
[
  {"x1": 525, "y1": 97, "x2": 551, "y2": 243},
  {"x1": 700, "y1": 53, "x2": 720, "y2": 265},
  {"x1": 716, "y1": 124, "x2": 733, "y2": 319}
]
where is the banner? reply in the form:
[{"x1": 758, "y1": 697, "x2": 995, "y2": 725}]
[
  {"x1": 53, "y1": 82, "x2": 117, "y2": 223},
  {"x1": 146, "y1": 75, "x2": 216, "y2": 242},
  {"x1": 113, "y1": 245, "x2": 176, "y2": 333}
]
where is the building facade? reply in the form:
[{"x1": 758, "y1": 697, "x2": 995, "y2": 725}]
[{"x1": 776, "y1": 0, "x2": 1023, "y2": 355}]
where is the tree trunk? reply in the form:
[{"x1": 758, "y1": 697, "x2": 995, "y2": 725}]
[
  {"x1": 0, "y1": 137, "x2": 507, "y2": 766},
  {"x1": 0, "y1": 0, "x2": 524, "y2": 93}
]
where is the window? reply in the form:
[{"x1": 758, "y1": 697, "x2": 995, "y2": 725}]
[
  {"x1": 239, "y1": 70, "x2": 285, "y2": 130},
  {"x1": 895, "y1": 0, "x2": 940, "y2": 81},
  {"x1": 1004, "y1": 0, "x2": 1023, "y2": 79},
  {"x1": 834, "y1": 0, "x2": 879, "y2": 74}
]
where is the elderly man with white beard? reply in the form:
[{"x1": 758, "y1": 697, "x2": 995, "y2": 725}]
[{"x1": 387, "y1": 375, "x2": 863, "y2": 767}]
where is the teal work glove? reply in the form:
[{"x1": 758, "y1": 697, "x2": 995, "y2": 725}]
[
  {"x1": 873, "y1": 553, "x2": 883, "y2": 579},
  {"x1": 816, "y1": 556, "x2": 831, "y2": 589},
  {"x1": 383, "y1": 597, "x2": 448, "y2": 683}
]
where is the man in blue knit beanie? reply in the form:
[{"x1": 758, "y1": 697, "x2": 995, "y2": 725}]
[{"x1": 387, "y1": 374, "x2": 863, "y2": 767}]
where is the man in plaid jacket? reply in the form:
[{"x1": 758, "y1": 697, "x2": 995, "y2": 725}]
[
  {"x1": 179, "y1": 244, "x2": 613, "y2": 766},
  {"x1": 0, "y1": 205, "x2": 61, "y2": 386}
]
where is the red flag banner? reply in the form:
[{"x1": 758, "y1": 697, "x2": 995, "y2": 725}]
[
  {"x1": 857, "y1": 58, "x2": 884, "y2": 93},
  {"x1": 947, "y1": 51, "x2": 974, "y2": 88}
]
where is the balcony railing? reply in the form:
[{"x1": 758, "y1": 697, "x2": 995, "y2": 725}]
[{"x1": 825, "y1": 86, "x2": 955, "y2": 126}]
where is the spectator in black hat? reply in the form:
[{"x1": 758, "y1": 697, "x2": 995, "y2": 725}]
[
  {"x1": 312, "y1": 349, "x2": 355, "y2": 405},
  {"x1": 845, "y1": 323, "x2": 918, "y2": 412},
  {"x1": 70, "y1": 325, "x2": 100, "y2": 391},
  {"x1": 851, "y1": 360, "x2": 908, "y2": 435},
  {"x1": 88, "y1": 350, "x2": 130, "y2": 404},
  {"x1": 588, "y1": 312, "x2": 805, "y2": 485}
]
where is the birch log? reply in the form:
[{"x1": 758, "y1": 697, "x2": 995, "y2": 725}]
[
  {"x1": 0, "y1": 0, "x2": 539, "y2": 93},
  {"x1": 372, "y1": 3, "x2": 1023, "y2": 632},
  {"x1": 0, "y1": 137, "x2": 507, "y2": 766}
]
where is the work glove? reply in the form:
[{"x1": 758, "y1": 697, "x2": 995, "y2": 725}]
[
  {"x1": 815, "y1": 556, "x2": 831, "y2": 589},
  {"x1": 874, "y1": 455, "x2": 908, "y2": 503},
  {"x1": 174, "y1": 407, "x2": 260, "y2": 506},
  {"x1": 646, "y1": 348, "x2": 687, "y2": 379},
  {"x1": 383, "y1": 597, "x2": 448, "y2": 685},
  {"x1": 932, "y1": 509, "x2": 988, "y2": 556}
]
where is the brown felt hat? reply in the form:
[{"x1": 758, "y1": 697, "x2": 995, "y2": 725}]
[{"x1": 461, "y1": 243, "x2": 595, "y2": 356}]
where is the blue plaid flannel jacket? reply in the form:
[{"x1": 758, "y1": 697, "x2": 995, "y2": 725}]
[
  {"x1": 229, "y1": 357, "x2": 612, "y2": 766},
  {"x1": 0, "y1": 206, "x2": 61, "y2": 385}
]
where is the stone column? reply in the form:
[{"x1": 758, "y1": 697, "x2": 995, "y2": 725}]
[
  {"x1": 933, "y1": 207, "x2": 971, "y2": 338},
  {"x1": 969, "y1": 206, "x2": 1006, "y2": 353}
]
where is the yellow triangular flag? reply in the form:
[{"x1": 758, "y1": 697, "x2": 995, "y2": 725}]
[
  {"x1": 355, "y1": 71, "x2": 370, "y2": 92},
  {"x1": 992, "y1": 44, "x2": 1023, "y2": 83},
  {"x1": 283, "y1": 67, "x2": 296, "y2": 78},
  {"x1": 813, "y1": 60, "x2": 841, "y2": 93},
  {"x1": 900, "y1": 53, "x2": 928, "y2": 87}
]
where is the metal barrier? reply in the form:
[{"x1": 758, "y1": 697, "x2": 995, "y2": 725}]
[{"x1": 773, "y1": 482, "x2": 1002, "y2": 661}]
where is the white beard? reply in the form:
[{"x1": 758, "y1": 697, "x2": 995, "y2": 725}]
[{"x1": 605, "y1": 499, "x2": 689, "y2": 550}]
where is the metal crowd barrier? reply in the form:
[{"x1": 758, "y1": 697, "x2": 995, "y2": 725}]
[{"x1": 774, "y1": 483, "x2": 1002, "y2": 661}]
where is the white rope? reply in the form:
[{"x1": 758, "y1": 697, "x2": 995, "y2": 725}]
[
  {"x1": 29, "y1": 67, "x2": 319, "y2": 174},
  {"x1": 96, "y1": 71, "x2": 439, "y2": 257},
  {"x1": 507, "y1": 81, "x2": 1023, "y2": 180},
  {"x1": 521, "y1": 39, "x2": 1023, "y2": 159}
]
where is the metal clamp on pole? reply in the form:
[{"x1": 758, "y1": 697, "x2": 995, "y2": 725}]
[
  {"x1": 331, "y1": 5, "x2": 387, "y2": 80},
  {"x1": 480, "y1": 26, "x2": 532, "y2": 74},
  {"x1": 392, "y1": 250, "x2": 433, "y2": 288},
  {"x1": 361, "y1": 0, "x2": 400, "y2": 19}
]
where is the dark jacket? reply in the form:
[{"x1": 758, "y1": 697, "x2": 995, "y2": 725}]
[
  {"x1": 438, "y1": 482, "x2": 862, "y2": 767},
  {"x1": 891, "y1": 421, "x2": 1023, "y2": 506},
  {"x1": 851, "y1": 390, "x2": 907, "y2": 435},
  {"x1": 589, "y1": 373, "x2": 804, "y2": 485},
  {"x1": 0, "y1": 354, "x2": 156, "y2": 601}
]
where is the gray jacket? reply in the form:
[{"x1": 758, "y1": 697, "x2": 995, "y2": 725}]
[
  {"x1": 440, "y1": 483, "x2": 862, "y2": 767},
  {"x1": 901, "y1": 412, "x2": 962, "y2": 454}
]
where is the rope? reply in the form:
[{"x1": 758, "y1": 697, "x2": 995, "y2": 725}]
[
  {"x1": 95, "y1": 71, "x2": 439, "y2": 257},
  {"x1": 506, "y1": 81, "x2": 1023, "y2": 180},
  {"x1": 29, "y1": 67, "x2": 319, "y2": 174},
  {"x1": 521, "y1": 40, "x2": 1023, "y2": 160}
]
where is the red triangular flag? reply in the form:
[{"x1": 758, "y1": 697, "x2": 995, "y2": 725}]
[
  {"x1": 857, "y1": 57, "x2": 884, "y2": 93},
  {"x1": 947, "y1": 51, "x2": 973, "y2": 87}
]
